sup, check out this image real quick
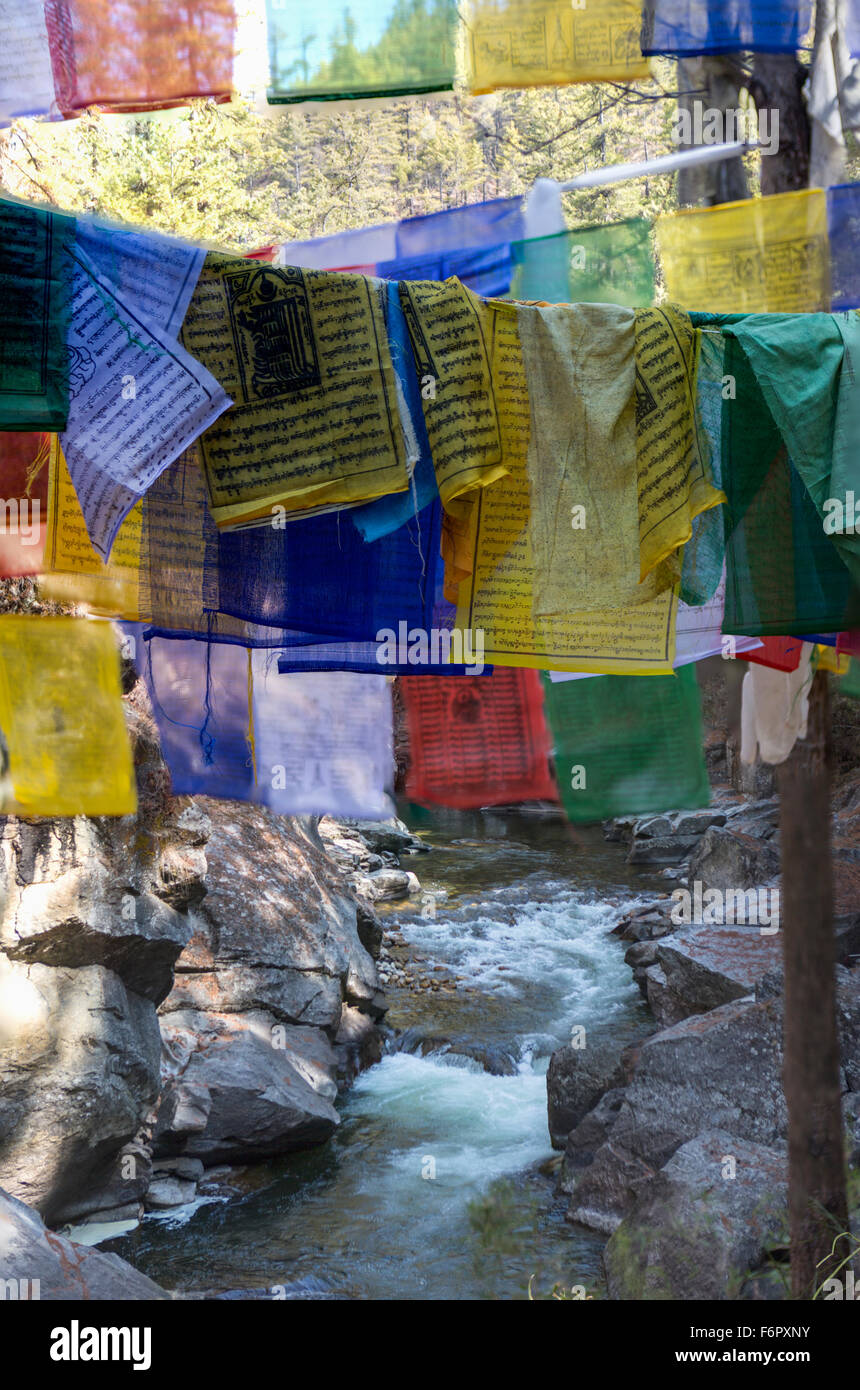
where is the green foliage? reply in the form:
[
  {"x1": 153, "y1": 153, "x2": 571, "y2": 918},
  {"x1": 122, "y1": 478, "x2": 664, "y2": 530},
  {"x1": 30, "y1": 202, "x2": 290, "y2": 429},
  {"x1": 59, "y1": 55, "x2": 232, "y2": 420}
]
[{"x1": 0, "y1": 65, "x2": 686, "y2": 250}]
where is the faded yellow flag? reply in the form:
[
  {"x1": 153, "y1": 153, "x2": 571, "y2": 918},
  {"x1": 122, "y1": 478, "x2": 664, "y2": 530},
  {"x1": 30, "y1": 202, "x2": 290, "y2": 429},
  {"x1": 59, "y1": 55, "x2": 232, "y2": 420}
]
[
  {"x1": 657, "y1": 190, "x2": 830, "y2": 314},
  {"x1": 463, "y1": 0, "x2": 651, "y2": 92},
  {"x1": 0, "y1": 616, "x2": 136, "y2": 817}
]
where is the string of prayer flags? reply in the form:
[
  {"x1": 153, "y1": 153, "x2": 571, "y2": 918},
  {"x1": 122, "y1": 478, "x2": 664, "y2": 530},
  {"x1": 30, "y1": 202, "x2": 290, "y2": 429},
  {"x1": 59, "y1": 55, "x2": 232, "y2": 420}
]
[
  {"x1": 379, "y1": 244, "x2": 514, "y2": 300},
  {"x1": 43, "y1": 0, "x2": 236, "y2": 115},
  {"x1": 679, "y1": 323, "x2": 727, "y2": 606},
  {"x1": 265, "y1": 0, "x2": 458, "y2": 104},
  {"x1": 0, "y1": 198, "x2": 74, "y2": 432},
  {"x1": 657, "y1": 190, "x2": 830, "y2": 314},
  {"x1": 548, "y1": 573, "x2": 762, "y2": 678},
  {"x1": 719, "y1": 326, "x2": 860, "y2": 636},
  {"x1": 0, "y1": 432, "x2": 48, "y2": 575},
  {"x1": 400, "y1": 667, "x2": 557, "y2": 809},
  {"x1": 74, "y1": 214, "x2": 206, "y2": 339},
  {"x1": 41, "y1": 438, "x2": 444, "y2": 648},
  {"x1": 180, "y1": 258, "x2": 410, "y2": 529},
  {"x1": 395, "y1": 198, "x2": 525, "y2": 259},
  {"x1": 838, "y1": 657, "x2": 860, "y2": 698},
  {"x1": 640, "y1": 0, "x2": 813, "y2": 56},
  {"x1": 463, "y1": 0, "x2": 651, "y2": 93},
  {"x1": 543, "y1": 664, "x2": 710, "y2": 824},
  {"x1": 509, "y1": 217, "x2": 656, "y2": 308},
  {"x1": 0, "y1": 616, "x2": 136, "y2": 817},
  {"x1": 135, "y1": 630, "x2": 394, "y2": 816},
  {"x1": 736, "y1": 636, "x2": 805, "y2": 672},
  {"x1": 634, "y1": 305, "x2": 725, "y2": 580},
  {"x1": 828, "y1": 183, "x2": 860, "y2": 309},
  {"x1": 279, "y1": 223, "x2": 398, "y2": 273},
  {"x1": 351, "y1": 283, "x2": 439, "y2": 544}
]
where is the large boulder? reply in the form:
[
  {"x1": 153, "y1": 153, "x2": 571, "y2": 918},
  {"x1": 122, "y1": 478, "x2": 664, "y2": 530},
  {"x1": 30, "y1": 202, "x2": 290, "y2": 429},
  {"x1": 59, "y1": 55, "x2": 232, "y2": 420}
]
[
  {"x1": 645, "y1": 925, "x2": 783, "y2": 1029},
  {"x1": 152, "y1": 1009, "x2": 339, "y2": 1164},
  {"x1": 604, "y1": 1131, "x2": 788, "y2": 1300},
  {"x1": 0, "y1": 1186, "x2": 167, "y2": 1299},
  {"x1": 0, "y1": 958, "x2": 161, "y2": 1225},
  {"x1": 685, "y1": 825, "x2": 779, "y2": 894},
  {"x1": 0, "y1": 690, "x2": 208, "y2": 1224},
  {"x1": 160, "y1": 803, "x2": 383, "y2": 1030},
  {"x1": 567, "y1": 996, "x2": 786, "y2": 1231}
]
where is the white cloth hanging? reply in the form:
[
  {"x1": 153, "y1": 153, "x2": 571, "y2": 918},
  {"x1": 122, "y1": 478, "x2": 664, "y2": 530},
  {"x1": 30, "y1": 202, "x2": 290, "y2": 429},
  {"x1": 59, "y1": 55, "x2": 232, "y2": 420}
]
[{"x1": 740, "y1": 642, "x2": 814, "y2": 766}]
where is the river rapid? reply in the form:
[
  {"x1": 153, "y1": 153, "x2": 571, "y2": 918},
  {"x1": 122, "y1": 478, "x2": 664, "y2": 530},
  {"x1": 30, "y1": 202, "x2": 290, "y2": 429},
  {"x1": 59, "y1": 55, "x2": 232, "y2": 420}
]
[{"x1": 112, "y1": 807, "x2": 661, "y2": 1300}]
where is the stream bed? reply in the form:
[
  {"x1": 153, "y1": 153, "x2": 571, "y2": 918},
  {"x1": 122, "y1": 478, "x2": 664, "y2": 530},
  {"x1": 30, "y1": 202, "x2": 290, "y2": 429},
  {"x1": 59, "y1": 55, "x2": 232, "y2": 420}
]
[{"x1": 112, "y1": 808, "x2": 660, "y2": 1300}]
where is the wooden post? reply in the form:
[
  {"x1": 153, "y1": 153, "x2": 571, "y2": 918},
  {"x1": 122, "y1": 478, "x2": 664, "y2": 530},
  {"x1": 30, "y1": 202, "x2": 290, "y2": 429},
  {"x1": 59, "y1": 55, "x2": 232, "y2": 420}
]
[{"x1": 776, "y1": 671, "x2": 849, "y2": 1297}]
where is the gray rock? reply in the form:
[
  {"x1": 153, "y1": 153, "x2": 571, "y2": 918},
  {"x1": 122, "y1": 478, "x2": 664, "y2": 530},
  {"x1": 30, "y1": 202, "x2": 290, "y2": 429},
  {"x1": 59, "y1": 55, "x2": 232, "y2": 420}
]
[
  {"x1": 604, "y1": 1131, "x2": 788, "y2": 1300},
  {"x1": 626, "y1": 835, "x2": 701, "y2": 867},
  {"x1": 567, "y1": 996, "x2": 786, "y2": 1231},
  {"x1": 153, "y1": 1009, "x2": 339, "y2": 1164},
  {"x1": 335, "y1": 818, "x2": 428, "y2": 856},
  {"x1": 673, "y1": 810, "x2": 727, "y2": 837},
  {"x1": 685, "y1": 825, "x2": 780, "y2": 894},
  {"x1": 332, "y1": 1005, "x2": 384, "y2": 1084},
  {"x1": 0, "y1": 1186, "x2": 168, "y2": 1299},
  {"x1": 559, "y1": 1088, "x2": 626, "y2": 1188},
  {"x1": 161, "y1": 803, "x2": 380, "y2": 1033},
  {"x1": 358, "y1": 868, "x2": 421, "y2": 902},
  {"x1": 546, "y1": 1041, "x2": 625, "y2": 1150},
  {"x1": 645, "y1": 926, "x2": 783, "y2": 1029},
  {"x1": 152, "y1": 1156, "x2": 204, "y2": 1181},
  {"x1": 144, "y1": 1176, "x2": 197, "y2": 1210},
  {"x1": 52, "y1": 1139, "x2": 152, "y2": 1228},
  {"x1": 0, "y1": 958, "x2": 161, "y2": 1224}
]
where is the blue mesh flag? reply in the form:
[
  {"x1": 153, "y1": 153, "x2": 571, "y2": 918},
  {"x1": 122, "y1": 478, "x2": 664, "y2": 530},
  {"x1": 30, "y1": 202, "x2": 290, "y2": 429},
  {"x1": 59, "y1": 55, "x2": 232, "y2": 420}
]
[
  {"x1": 641, "y1": 0, "x2": 813, "y2": 55},
  {"x1": 828, "y1": 183, "x2": 860, "y2": 310}
]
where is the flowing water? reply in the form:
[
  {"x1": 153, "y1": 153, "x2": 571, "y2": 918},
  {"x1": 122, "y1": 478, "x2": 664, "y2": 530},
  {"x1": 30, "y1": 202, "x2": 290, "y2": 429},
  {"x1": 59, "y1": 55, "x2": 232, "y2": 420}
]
[{"x1": 112, "y1": 807, "x2": 660, "y2": 1300}]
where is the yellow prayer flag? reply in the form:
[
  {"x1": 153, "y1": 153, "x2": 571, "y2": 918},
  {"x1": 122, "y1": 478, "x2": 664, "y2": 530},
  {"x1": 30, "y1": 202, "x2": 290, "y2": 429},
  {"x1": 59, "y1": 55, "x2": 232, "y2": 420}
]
[
  {"x1": 463, "y1": 0, "x2": 651, "y2": 92},
  {"x1": 181, "y1": 260, "x2": 411, "y2": 528},
  {"x1": 635, "y1": 305, "x2": 726, "y2": 580},
  {"x1": 40, "y1": 437, "x2": 143, "y2": 620},
  {"x1": 656, "y1": 190, "x2": 830, "y2": 314},
  {"x1": 451, "y1": 295, "x2": 677, "y2": 673},
  {"x1": 0, "y1": 616, "x2": 136, "y2": 817}
]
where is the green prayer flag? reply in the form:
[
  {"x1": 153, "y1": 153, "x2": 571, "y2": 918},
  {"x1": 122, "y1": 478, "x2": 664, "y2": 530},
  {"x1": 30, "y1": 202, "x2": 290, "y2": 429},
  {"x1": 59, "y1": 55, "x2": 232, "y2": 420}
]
[
  {"x1": 266, "y1": 0, "x2": 458, "y2": 103},
  {"x1": 720, "y1": 328, "x2": 860, "y2": 636},
  {"x1": 509, "y1": 218, "x2": 655, "y2": 308},
  {"x1": 838, "y1": 657, "x2": 860, "y2": 699},
  {"x1": 0, "y1": 198, "x2": 73, "y2": 432},
  {"x1": 542, "y1": 665, "x2": 710, "y2": 825}
]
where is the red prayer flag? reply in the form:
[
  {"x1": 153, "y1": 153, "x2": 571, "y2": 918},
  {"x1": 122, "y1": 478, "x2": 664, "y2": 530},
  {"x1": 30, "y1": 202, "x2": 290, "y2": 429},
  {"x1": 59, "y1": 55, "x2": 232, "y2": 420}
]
[
  {"x1": 735, "y1": 636, "x2": 804, "y2": 672},
  {"x1": 44, "y1": 0, "x2": 235, "y2": 115},
  {"x1": 0, "y1": 433, "x2": 48, "y2": 576},
  {"x1": 401, "y1": 668, "x2": 558, "y2": 810}
]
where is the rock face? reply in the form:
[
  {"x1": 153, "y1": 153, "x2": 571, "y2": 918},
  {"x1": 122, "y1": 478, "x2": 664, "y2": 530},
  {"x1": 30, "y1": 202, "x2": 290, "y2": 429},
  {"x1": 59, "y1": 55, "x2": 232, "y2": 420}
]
[
  {"x1": 152, "y1": 805, "x2": 385, "y2": 1170},
  {"x1": 604, "y1": 1131, "x2": 788, "y2": 1301},
  {"x1": 0, "y1": 1186, "x2": 168, "y2": 1300},
  {"x1": 0, "y1": 692, "x2": 205, "y2": 1225},
  {"x1": 645, "y1": 926, "x2": 783, "y2": 1030}
]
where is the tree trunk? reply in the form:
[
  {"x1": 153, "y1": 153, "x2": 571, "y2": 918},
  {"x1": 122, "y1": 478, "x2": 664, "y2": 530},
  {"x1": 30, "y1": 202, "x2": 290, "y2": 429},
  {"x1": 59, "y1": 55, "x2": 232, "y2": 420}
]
[{"x1": 776, "y1": 671, "x2": 849, "y2": 1298}]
